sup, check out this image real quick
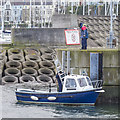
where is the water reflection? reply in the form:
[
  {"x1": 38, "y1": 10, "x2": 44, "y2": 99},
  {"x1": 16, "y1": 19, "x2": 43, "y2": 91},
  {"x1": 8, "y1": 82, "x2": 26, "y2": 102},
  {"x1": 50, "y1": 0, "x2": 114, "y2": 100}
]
[{"x1": 16, "y1": 102, "x2": 119, "y2": 118}]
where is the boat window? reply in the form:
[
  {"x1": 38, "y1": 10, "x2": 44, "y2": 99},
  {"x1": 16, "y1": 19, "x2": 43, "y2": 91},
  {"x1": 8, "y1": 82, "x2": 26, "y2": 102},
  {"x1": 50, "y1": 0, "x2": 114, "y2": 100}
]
[
  {"x1": 65, "y1": 78, "x2": 77, "y2": 88},
  {"x1": 86, "y1": 77, "x2": 92, "y2": 86},
  {"x1": 77, "y1": 78, "x2": 87, "y2": 87}
]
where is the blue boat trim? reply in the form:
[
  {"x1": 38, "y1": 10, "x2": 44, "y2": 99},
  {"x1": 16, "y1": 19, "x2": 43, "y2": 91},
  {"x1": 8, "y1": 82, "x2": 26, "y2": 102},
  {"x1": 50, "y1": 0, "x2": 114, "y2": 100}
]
[{"x1": 16, "y1": 94, "x2": 74, "y2": 98}]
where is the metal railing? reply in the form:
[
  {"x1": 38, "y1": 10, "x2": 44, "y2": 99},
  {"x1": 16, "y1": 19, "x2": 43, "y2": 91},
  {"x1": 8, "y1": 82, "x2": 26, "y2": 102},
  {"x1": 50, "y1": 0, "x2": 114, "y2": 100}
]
[{"x1": 91, "y1": 80, "x2": 103, "y2": 88}]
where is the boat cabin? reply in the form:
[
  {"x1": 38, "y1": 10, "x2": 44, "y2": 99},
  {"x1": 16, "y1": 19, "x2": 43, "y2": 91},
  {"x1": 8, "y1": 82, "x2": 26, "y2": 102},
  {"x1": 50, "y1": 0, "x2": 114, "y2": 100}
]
[{"x1": 62, "y1": 75, "x2": 94, "y2": 92}]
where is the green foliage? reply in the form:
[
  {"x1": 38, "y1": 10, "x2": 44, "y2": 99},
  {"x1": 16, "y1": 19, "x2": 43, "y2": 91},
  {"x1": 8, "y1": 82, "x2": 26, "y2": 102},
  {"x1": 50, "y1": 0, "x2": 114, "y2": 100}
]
[
  {"x1": 66, "y1": 6, "x2": 71, "y2": 14},
  {"x1": 18, "y1": 24, "x2": 28, "y2": 27},
  {"x1": 66, "y1": 6, "x2": 78, "y2": 14},
  {"x1": 77, "y1": 6, "x2": 83, "y2": 15}
]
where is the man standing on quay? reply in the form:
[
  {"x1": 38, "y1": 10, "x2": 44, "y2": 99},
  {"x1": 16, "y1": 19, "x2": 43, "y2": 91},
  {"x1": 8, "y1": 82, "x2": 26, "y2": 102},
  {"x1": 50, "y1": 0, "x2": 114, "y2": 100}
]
[{"x1": 80, "y1": 23, "x2": 88, "y2": 49}]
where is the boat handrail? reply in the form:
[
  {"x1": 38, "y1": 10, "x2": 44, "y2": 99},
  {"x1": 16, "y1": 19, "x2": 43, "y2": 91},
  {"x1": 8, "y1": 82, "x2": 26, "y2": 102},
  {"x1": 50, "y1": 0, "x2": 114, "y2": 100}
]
[
  {"x1": 91, "y1": 80, "x2": 103, "y2": 88},
  {"x1": 58, "y1": 71, "x2": 66, "y2": 81}
]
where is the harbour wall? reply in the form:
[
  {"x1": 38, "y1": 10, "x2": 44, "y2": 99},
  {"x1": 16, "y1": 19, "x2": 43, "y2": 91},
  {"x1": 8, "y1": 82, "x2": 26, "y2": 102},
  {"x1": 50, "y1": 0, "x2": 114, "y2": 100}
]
[
  {"x1": 57, "y1": 49, "x2": 120, "y2": 86},
  {"x1": 11, "y1": 14, "x2": 119, "y2": 47},
  {"x1": 11, "y1": 28, "x2": 66, "y2": 46},
  {"x1": 96, "y1": 86, "x2": 119, "y2": 104}
]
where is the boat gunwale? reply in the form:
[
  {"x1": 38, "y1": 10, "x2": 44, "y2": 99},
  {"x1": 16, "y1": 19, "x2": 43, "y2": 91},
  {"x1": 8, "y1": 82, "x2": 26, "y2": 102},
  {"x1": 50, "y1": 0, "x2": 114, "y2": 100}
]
[{"x1": 15, "y1": 88, "x2": 102, "y2": 95}]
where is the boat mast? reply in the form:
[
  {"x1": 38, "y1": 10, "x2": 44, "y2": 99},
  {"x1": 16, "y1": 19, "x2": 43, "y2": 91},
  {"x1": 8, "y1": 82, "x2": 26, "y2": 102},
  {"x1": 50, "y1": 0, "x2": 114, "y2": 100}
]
[
  {"x1": 29, "y1": 0, "x2": 32, "y2": 28},
  {"x1": 41, "y1": 0, "x2": 43, "y2": 28},
  {"x1": 33, "y1": 0, "x2": 35, "y2": 27},
  {"x1": 44, "y1": 0, "x2": 46, "y2": 27},
  {"x1": 1, "y1": 0, "x2": 4, "y2": 38}
]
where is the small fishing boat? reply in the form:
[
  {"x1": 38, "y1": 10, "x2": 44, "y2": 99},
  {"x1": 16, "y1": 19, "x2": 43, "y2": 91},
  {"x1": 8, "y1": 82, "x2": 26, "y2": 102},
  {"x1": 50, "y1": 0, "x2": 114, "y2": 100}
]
[{"x1": 15, "y1": 71, "x2": 104, "y2": 106}]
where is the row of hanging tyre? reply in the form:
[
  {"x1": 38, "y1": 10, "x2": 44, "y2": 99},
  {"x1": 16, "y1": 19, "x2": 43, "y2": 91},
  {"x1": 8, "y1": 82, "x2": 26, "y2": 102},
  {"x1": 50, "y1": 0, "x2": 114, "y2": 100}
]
[{"x1": 0, "y1": 47, "x2": 56, "y2": 85}]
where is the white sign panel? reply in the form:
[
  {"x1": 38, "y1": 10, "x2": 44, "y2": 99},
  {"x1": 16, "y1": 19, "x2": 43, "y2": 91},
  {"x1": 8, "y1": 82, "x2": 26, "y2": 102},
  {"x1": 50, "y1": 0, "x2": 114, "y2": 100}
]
[{"x1": 65, "y1": 29, "x2": 80, "y2": 45}]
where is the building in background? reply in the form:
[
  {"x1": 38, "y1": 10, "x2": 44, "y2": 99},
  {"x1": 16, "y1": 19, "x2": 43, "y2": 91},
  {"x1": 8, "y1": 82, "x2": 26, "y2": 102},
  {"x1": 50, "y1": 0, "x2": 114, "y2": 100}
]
[
  {"x1": 0, "y1": 0, "x2": 120, "y2": 28},
  {"x1": 0, "y1": 0, "x2": 55, "y2": 28}
]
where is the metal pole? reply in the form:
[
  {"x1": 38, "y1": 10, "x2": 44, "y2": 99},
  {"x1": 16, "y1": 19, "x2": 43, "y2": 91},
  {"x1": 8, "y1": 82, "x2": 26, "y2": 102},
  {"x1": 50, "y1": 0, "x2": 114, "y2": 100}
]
[
  {"x1": 29, "y1": 0, "x2": 32, "y2": 28},
  {"x1": 62, "y1": 51, "x2": 65, "y2": 72},
  {"x1": 33, "y1": 0, "x2": 35, "y2": 27},
  {"x1": 1, "y1": 0, "x2": 3, "y2": 35},
  {"x1": 75, "y1": 0, "x2": 79, "y2": 14},
  {"x1": 1, "y1": 0, "x2": 4, "y2": 38},
  {"x1": 64, "y1": 0, "x2": 65, "y2": 14},
  {"x1": 113, "y1": 0, "x2": 114, "y2": 14},
  {"x1": 71, "y1": 1, "x2": 73, "y2": 14},
  {"x1": 109, "y1": 0, "x2": 113, "y2": 48},
  {"x1": 88, "y1": 1, "x2": 90, "y2": 15},
  {"x1": 116, "y1": 1, "x2": 118, "y2": 16},
  {"x1": 105, "y1": 1, "x2": 107, "y2": 16},
  {"x1": 67, "y1": 51, "x2": 70, "y2": 75},
  {"x1": 41, "y1": 0, "x2": 43, "y2": 28},
  {"x1": 44, "y1": 0, "x2": 46, "y2": 27},
  {"x1": 58, "y1": 0, "x2": 59, "y2": 14},
  {"x1": 83, "y1": 0, "x2": 85, "y2": 15}
]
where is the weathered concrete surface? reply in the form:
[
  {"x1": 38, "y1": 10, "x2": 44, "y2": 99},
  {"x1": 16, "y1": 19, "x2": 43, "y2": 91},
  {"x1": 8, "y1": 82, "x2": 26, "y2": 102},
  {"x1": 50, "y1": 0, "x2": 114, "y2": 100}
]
[
  {"x1": 52, "y1": 14, "x2": 78, "y2": 28},
  {"x1": 96, "y1": 86, "x2": 119, "y2": 104},
  {"x1": 57, "y1": 49, "x2": 120, "y2": 86},
  {"x1": 12, "y1": 28, "x2": 66, "y2": 46}
]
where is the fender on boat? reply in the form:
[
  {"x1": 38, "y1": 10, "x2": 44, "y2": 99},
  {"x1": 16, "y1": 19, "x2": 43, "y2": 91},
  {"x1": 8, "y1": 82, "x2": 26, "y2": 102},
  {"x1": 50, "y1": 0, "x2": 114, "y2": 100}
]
[
  {"x1": 30, "y1": 96, "x2": 39, "y2": 101},
  {"x1": 47, "y1": 96, "x2": 56, "y2": 101}
]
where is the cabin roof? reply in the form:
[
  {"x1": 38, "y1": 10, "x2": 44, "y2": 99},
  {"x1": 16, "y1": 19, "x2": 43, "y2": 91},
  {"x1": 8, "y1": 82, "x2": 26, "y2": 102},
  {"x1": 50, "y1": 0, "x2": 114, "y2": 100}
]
[{"x1": 65, "y1": 74, "x2": 86, "y2": 79}]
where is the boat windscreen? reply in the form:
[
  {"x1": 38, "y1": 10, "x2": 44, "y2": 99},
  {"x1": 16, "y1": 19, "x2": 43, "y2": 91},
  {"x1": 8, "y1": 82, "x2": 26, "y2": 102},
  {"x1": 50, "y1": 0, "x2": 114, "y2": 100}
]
[
  {"x1": 65, "y1": 78, "x2": 77, "y2": 88},
  {"x1": 77, "y1": 78, "x2": 87, "y2": 87},
  {"x1": 86, "y1": 77, "x2": 92, "y2": 86}
]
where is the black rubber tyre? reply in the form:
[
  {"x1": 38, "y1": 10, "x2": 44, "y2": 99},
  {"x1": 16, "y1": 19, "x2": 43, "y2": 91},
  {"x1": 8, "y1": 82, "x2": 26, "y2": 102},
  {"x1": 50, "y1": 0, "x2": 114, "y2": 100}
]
[
  {"x1": 6, "y1": 60, "x2": 22, "y2": 69},
  {"x1": 36, "y1": 74, "x2": 52, "y2": 83},
  {"x1": 5, "y1": 68, "x2": 21, "y2": 77},
  {"x1": 40, "y1": 47, "x2": 54, "y2": 55},
  {"x1": 19, "y1": 75, "x2": 35, "y2": 83},
  {"x1": 39, "y1": 61, "x2": 54, "y2": 70},
  {"x1": 0, "y1": 55, "x2": 7, "y2": 63},
  {"x1": 8, "y1": 48, "x2": 23, "y2": 56},
  {"x1": 38, "y1": 68, "x2": 54, "y2": 77},
  {"x1": 22, "y1": 68, "x2": 38, "y2": 77},
  {"x1": 9, "y1": 54, "x2": 24, "y2": 62},
  {"x1": 41, "y1": 54, "x2": 53, "y2": 62},
  {"x1": 22, "y1": 60, "x2": 39, "y2": 70},
  {"x1": 24, "y1": 48, "x2": 40, "y2": 56},
  {"x1": 2, "y1": 75, "x2": 18, "y2": 84},
  {"x1": 25, "y1": 55, "x2": 41, "y2": 63}
]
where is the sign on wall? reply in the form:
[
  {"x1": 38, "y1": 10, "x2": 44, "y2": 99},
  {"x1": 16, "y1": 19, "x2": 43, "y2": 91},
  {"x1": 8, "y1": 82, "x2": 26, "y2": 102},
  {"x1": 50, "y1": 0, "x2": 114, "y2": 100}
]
[{"x1": 64, "y1": 29, "x2": 80, "y2": 45}]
